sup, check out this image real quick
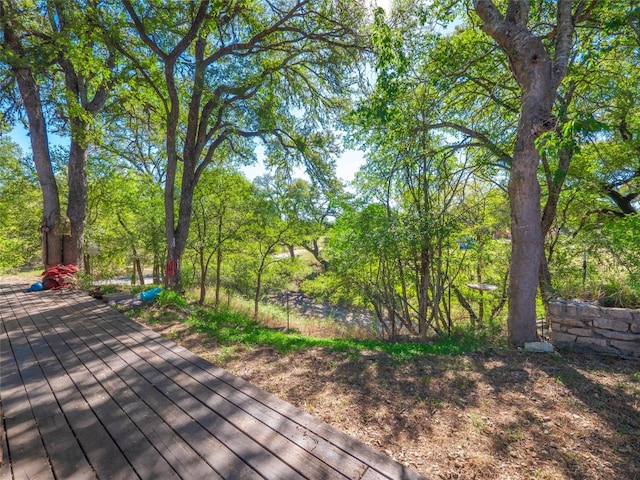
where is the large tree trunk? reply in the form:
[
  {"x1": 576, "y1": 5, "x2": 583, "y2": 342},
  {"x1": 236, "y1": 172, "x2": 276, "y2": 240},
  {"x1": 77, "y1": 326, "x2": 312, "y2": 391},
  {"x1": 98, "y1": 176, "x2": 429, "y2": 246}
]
[
  {"x1": 474, "y1": 0, "x2": 576, "y2": 345},
  {"x1": 3, "y1": 1, "x2": 113, "y2": 271},
  {"x1": 507, "y1": 121, "x2": 544, "y2": 345},
  {"x1": 165, "y1": 174, "x2": 196, "y2": 291},
  {"x1": 59, "y1": 49, "x2": 111, "y2": 268},
  {"x1": 165, "y1": 236, "x2": 184, "y2": 291},
  {"x1": 1, "y1": 3, "x2": 63, "y2": 268},
  {"x1": 22, "y1": 69, "x2": 64, "y2": 268},
  {"x1": 64, "y1": 137, "x2": 88, "y2": 266}
]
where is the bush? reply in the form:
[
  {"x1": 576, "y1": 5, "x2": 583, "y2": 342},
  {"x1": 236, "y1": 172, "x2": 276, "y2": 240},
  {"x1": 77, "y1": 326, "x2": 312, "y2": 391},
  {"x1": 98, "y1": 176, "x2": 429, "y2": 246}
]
[
  {"x1": 598, "y1": 281, "x2": 640, "y2": 308},
  {"x1": 157, "y1": 289, "x2": 190, "y2": 309}
]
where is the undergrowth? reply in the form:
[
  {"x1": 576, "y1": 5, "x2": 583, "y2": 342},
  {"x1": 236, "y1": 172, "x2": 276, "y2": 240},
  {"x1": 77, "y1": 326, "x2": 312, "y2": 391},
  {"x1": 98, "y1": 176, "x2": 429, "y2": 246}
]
[
  {"x1": 157, "y1": 289, "x2": 190, "y2": 309},
  {"x1": 182, "y1": 306, "x2": 499, "y2": 360}
]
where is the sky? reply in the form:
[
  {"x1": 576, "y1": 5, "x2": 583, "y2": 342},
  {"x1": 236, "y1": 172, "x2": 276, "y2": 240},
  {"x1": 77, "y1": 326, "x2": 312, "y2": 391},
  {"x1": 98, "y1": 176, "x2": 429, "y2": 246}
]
[{"x1": 243, "y1": 152, "x2": 367, "y2": 183}]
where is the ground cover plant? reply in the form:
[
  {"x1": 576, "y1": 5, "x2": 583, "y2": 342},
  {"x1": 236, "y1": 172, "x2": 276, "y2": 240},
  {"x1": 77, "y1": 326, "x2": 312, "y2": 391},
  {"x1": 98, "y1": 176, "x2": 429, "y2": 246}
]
[{"x1": 128, "y1": 297, "x2": 640, "y2": 480}]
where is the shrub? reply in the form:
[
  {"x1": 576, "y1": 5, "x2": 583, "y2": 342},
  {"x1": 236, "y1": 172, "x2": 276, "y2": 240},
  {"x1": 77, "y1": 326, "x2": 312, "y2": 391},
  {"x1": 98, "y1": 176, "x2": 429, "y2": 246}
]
[{"x1": 157, "y1": 289, "x2": 190, "y2": 309}]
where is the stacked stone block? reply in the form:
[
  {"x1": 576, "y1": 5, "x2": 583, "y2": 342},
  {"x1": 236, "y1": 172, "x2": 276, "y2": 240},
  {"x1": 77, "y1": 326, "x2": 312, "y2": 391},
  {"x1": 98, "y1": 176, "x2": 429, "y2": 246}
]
[{"x1": 548, "y1": 300, "x2": 640, "y2": 358}]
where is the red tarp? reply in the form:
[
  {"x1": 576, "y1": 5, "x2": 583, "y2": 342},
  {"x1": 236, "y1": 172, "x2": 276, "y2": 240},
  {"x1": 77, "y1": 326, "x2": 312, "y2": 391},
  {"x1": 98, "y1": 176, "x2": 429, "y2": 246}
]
[{"x1": 42, "y1": 264, "x2": 79, "y2": 290}]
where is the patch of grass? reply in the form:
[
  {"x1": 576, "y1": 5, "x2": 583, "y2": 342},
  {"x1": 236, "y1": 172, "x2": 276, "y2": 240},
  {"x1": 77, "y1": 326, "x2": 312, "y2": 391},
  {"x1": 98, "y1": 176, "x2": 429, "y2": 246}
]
[
  {"x1": 507, "y1": 426, "x2": 526, "y2": 442},
  {"x1": 468, "y1": 412, "x2": 486, "y2": 432},
  {"x1": 3, "y1": 267, "x2": 43, "y2": 278},
  {"x1": 215, "y1": 345, "x2": 238, "y2": 366},
  {"x1": 598, "y1": 281, "x2": 640, "y2": 308},
  {"x1": 565, "y1": 450, "x2": 581, "y2": 464},
  {"x1": 98, "y1": 284, "x2": 120, "y2": 294},
  {"x1": 553, "y1": 369, "x2": 581, "y2": 387},
  {"x1": 532, "y1": 468, "x2": 554, "y2": 480},
  {"x1": 452, "y1": 374, "x2": 474, "y2": 390},
  {"x1": 185, "y1": 306, "x2": 497, "y2": 358},
  {"x1": 126, "y1": 302, "x2": 188, "y2": 325},
  {"x1": 165, "y1": 329, "x2": 184, "y2": 342}
]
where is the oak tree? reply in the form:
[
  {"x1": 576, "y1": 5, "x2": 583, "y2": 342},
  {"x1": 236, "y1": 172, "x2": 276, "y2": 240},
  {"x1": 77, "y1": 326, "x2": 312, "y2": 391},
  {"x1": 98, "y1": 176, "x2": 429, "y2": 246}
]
[{"x1": 120, "y1": 0, "x2": 367, "y2": 291}]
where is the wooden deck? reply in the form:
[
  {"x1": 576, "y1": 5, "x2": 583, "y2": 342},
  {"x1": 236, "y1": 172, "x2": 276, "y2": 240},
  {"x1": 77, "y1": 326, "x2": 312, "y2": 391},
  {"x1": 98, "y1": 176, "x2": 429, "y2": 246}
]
[{"x1": 0, "y1": 283, "x2": 426, "y2": 480}]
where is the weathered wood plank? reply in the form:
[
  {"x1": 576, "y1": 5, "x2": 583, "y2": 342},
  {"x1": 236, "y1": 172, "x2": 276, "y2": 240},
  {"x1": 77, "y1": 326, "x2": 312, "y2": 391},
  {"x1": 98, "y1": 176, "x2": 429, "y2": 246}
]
[
  {"x1": 91, "y1": 311, "x2": 422, "y2": 480},
  {"x1": 70, "y1": 293, "x2": 426, "y2": 480},
  {"x1": 37, "y1": 311, "x2": 223, "y2": 480},
  {"x1": 72, "y1": 297, "x2": 423, "y2": 480},
  {"x1": 1, "y1": 285, "x2": 427, "y2": 480},
  {"x1": 2, "y1": 296, "x2": 136, "y2": 480},
  {"x1": 51, "y1": 303, "x2": 263, "y2": 480},
  {"x1": 90, "y1": 312, "x2": 363, "y2": 479},
  {"x1": 74, "y1": 318, "x2": 304, "y2": 480},
  {"x1": 86, "y1": 314, "x2": 352, "y2": 479},
  {"x1": 0, "y1": 321, "x2": 54, "y2": 480},
  {"x1": 5, "y1": 314, "x2": 97, "y2": 480},
  {"x1": 33, "y1": 319, "x2": 181, "y2": 480}
]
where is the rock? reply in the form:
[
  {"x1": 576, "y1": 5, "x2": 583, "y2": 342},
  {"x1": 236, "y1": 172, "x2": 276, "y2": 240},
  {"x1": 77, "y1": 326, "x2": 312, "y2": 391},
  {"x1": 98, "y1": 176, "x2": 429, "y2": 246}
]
[
  {"x1": 592, "y1": 317, "x2": 630, "y2": 332},
  {"x1": 567, "y1": 327, "x2": 593, "y2": 337},
  {"x1": 522, "y1": 341, "x2": 555, "y2": 353},
  {"x1": 549, "y1": 331, "x2": 577, "y2": 344}
]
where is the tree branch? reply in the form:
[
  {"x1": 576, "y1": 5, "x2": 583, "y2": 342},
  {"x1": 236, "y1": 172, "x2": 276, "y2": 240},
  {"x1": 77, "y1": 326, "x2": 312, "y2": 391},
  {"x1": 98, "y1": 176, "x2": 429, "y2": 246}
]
[
  {"x1": 474, "y1": 0, "x2": 505, "y2": 36},
  {"x1": 427, "y1": 121, "x2": 513, "y2": 164},
  {"x1": 553, "y1": 0, "x2": 574, "y2": 85}
]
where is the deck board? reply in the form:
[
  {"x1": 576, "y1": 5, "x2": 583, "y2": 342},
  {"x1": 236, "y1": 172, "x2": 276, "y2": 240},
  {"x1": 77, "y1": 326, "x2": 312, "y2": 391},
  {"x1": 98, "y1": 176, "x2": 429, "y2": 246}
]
[{"x1": 0, "y1": 284, "x2": 427, "y2": 480}]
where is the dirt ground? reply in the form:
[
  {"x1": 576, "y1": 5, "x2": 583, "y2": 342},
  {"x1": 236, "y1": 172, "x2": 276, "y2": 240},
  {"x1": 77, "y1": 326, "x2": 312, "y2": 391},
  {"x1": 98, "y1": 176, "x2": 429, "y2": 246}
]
[{"x1": 141, "y1": 320, "x2": 640, "y2": 480}]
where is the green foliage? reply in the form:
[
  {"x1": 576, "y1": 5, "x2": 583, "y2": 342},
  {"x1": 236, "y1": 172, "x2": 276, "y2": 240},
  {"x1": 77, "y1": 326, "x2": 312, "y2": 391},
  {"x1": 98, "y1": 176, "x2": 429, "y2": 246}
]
[
  {"x1": 370, "y1": 7, "x2": 406, "y2": 92},
  {"x1": 83, "y1": 154, "x2": 165, "y2": 281},
  {"x1": 0, "y1": 142, "x2": 41, "y2": 272},
  {"x1": 601, "y1": 214, "x2": 640, "y2": 279},
  {"x1": 549, "y1": 207, "x2": 640, "y2": 307},
  {"x1": 186, "y1": 168, "x2": 256, "y2": 302},
  {"x1": 186, "y1": 305, "x2": 498, "y2": 357},
  {"x1": 301, "y1": 269, "x2": 364, "y2": 306},
  {"x1": 536, "y1": 112, "x2": 608, "y2": 168},
  {"x1": 97, "y1": 284, "x2": 119, "y2": 295},
  {"x1": 3, "y1": 0, "x2": 640, "y2": 344},
  {"x1": 598, "y1": 281, "x2": 640, "y2": 309},
  {"x1": 157, "y1": 290, "x2": 190, "y2": 309}
]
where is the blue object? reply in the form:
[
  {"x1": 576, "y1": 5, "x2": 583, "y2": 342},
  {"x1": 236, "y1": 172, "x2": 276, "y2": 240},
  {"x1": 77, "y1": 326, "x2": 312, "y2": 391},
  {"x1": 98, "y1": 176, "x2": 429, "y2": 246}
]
[
  {"x1": 140, "y1": 287, "x2": 162, "y2": 302},
  {"x1": 26, "y1": 282, "x2": 44, "y2": 292}
]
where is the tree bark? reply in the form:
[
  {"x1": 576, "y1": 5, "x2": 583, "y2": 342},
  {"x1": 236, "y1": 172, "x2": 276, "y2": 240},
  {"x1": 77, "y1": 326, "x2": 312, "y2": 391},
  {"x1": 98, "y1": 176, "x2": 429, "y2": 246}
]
[
  {"x1": 3, "y1": 0, "x2": 114, "y2": 270},
  {"x1": 21, "y1": 66, "x2": 63, "y2": 268},
  {"x1": 64, "y1": 135, "x2": 88, "y2": 266},
  {"x1": 474, "y1": 0, "x2": 576, "y2": 345},
  {"x1": 121, "y1": 0, "x2": 363, "y2": 293},
  {"x1": 508, "y1": 131, "x2": 544, "y2": 345},
  {"x1": 1, "y1": 1, "x2": 63, "y2": 267},
  {"x1": 254, "y1": 267, "x2": 263, "y2": 319},
  {"x1": 135, "y1": 258, "x2": 144, "y2": 285},
  {"x1": 215, "y1": 246, "x2": 223, "y2": 307}
]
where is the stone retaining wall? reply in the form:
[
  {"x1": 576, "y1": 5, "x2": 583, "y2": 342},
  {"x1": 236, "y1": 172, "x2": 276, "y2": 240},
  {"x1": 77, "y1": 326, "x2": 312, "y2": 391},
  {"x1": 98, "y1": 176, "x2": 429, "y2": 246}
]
[{"x1": 547, "y1": 300, "x2": 640, "y2": 358}]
